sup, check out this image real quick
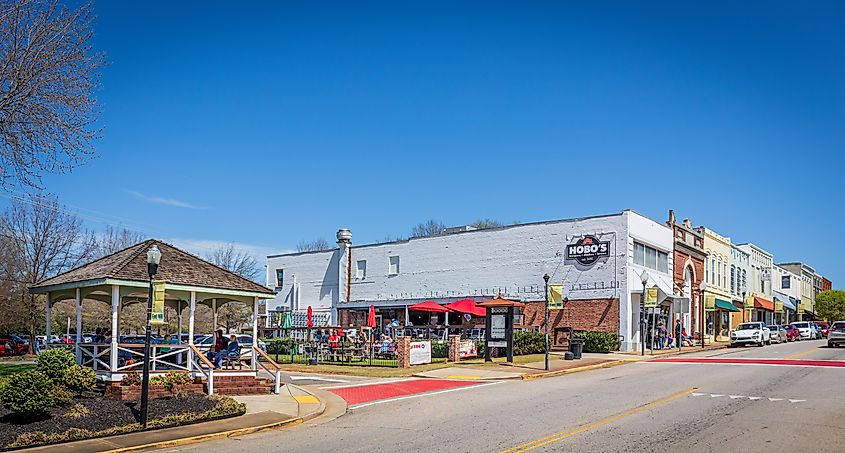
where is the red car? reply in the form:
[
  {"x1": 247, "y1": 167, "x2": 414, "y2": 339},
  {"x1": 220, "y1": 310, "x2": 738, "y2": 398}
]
[
  {"x1": 817, "y1": 323, "x2": 830, "y2": 338},
  {"x1": 783, "y1": 325, "x2": 801, "y2": 342},
  {"x1": 0, "y1": 335, "x2": 29, "y2": 355}
]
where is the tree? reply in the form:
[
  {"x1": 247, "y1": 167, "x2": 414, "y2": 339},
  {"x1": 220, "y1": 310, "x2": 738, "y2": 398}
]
[
  {"x1": 0, "y1": 0, "x2": 105, "y2": 189},
  {"x1": 0, "y1": 193, "x2": 97, "y2": 350},
  {"x1": 469, "y1": 218, "x2": 503, "y2": 229},
  {"x1": 410, "y1": 219, "x2": 445, "y2": 238},
  {"x1": 815, "y1": 290, "x2": 845, "y2": 323},
  {"x1": 96, "y1": 226, "x2": 144, "y2": 257},
  {"x1": 296, "y1": 238, "x2": 331, "y2": 252},
  {"x1": 206, "y1": 243, "x2": 261, "y2": 332}
]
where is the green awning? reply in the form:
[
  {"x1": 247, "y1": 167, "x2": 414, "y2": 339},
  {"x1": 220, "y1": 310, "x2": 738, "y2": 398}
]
[{"x1": 715, "y1": 298, "x2": 740, "y2": 312}]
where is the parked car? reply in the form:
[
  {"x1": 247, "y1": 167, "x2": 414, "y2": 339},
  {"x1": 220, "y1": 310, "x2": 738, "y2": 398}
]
[
  {"x1": 783, "y1": 324, "x2": 801, "y2": 342},
  {"x1": 731, "y1": 322, "x2": 770, "y2": 347},
  {"x1": 789, "y1": 321, "x2": 818, "y2": 340},
  {"x1": 827, "y1": 321, "x2": 845, "y2": 348},
  {"x1": 0, "y1": 334, "x2": 29, "y2": 355},
  {"x1": 817, "y1": 323, "x2": 830, "y2": 338},
  {"x1": 766, "y1": 325, "x2": 787, "y2": 344},
  {"x1": 195, "y1": 334, "x2": 266, "y2": 353}
]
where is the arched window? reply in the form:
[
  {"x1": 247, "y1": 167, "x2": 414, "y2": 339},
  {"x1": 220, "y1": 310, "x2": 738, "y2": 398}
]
[
  {"x1": 717, "y1": 257, "x2": 722, "y2": 288},
  {"x1": 730, "y1": 265, "x2": 735, "y2": 293}
]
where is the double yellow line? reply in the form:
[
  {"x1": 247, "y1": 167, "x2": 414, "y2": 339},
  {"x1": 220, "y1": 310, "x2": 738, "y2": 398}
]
[{"x1": 500, "y1": 387, "x2": 698, "y2": 453}]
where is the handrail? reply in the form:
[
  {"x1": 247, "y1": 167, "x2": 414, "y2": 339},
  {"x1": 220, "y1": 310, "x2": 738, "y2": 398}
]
[
  {"x1": 188, "y1": 345, "x2": 214, "y2": 395},
  {"x1": 253, "y1": 346, "x2": 283, "y2": 394},
  {"x1": 189, "y1": 345, "x2": 214, "y2": 368}
]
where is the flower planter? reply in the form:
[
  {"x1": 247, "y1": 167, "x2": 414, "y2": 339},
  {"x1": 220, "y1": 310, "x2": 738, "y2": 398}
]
[{"x1": 105, "y1": 383, "x2": 205, "y2": 401}]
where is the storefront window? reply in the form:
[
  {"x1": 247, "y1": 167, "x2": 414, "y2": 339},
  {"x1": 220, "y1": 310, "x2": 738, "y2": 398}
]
[
  {"x1": 706, "y1": 311, "x2": 715, "y2": 335},
  {"x1": 720, "y1": 311, "x2": 730, "y2": 337}
]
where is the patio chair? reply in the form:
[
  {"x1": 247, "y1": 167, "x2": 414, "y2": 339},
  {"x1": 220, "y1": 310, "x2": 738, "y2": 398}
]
[{"x1": 222, "y1": 344, "x2": 244, "y2": 370}]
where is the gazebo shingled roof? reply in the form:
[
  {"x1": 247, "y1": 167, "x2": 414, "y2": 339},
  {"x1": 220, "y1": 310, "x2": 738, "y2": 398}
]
[{"x1": 30, "y1": 239, "x2": 275, "y2": 295}]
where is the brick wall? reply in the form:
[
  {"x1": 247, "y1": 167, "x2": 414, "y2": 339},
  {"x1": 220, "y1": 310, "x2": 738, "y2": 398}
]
[
  {"x1": 672, "y1": 250, "x2": 705, "y2": 335},
  {"x1": 522, "y1": 298, "x2": 619, "y2": 347}
]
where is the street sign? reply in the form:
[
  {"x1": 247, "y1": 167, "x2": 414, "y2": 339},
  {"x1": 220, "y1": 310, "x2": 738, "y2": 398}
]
[{"x1": 644, "y1": 287, "x2": 658, "y2": 308}]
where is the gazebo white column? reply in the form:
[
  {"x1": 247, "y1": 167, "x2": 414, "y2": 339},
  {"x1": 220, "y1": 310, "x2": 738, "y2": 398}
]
[
  {"x1": 45, "y1": 292, "x2": 52, "y2": 348},
  {"x1": 212, "y1": 298, "x2": 218, "y2": 330},
  {"x1": 75, "y1": 288, "x2": 82, "y2": 364},
  {"x1": 252, "y1": 296, "x2": 259, "y2": 370},
  {"x1": 188, "y1": 291, "x2": 196, "y2": 371},
  {"x1": 109, "y1": 285, "x2": 119, "y2": 372}
]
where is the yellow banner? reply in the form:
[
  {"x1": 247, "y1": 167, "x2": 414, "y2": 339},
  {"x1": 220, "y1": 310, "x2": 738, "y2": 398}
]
[
  {"x1": 774, "y1": 301, "x2": 784, "y2": 313},
  {"x1": 548, "y1": 284, "x2": 563, "y2": 309},
  {"x1": 151, "y1": 280, "x2": 166, "y2": 325},
  {"x1": 743, "y1": 296, "x2": 754, "y2": 309},
  {"x1": 644, "y1": 287, "x2": 658, "y2": 308},
  {"x1": 797, "y1": 303, "x2": 805, "y2": 315},
  {"x1": 704, "y1": 294, "x2": 715, "y2": 310}
]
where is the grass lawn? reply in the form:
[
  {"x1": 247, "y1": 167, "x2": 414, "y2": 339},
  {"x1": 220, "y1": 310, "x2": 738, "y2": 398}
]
[{"x1": 0, "y1": 363, "x2": 35, "y2": 378}]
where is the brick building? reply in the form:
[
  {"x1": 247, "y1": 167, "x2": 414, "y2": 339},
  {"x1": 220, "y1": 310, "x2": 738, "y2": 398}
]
[{"x1": 666, "y1": 210, "x2": 706, "y2": 338}]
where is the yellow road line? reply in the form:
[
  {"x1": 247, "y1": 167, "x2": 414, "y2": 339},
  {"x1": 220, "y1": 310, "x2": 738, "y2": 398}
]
[
  {"x1": 499, "y1": 387, "x2": 698, "y2": 453},
  {"x1": 783, "y1": 347, "x2": 819, "y2": 360}
]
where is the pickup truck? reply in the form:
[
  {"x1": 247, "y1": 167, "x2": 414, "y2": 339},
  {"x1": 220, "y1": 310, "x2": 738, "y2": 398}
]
[{"x1": 730, "y1": 322, "x2": 770, "y2": 347}]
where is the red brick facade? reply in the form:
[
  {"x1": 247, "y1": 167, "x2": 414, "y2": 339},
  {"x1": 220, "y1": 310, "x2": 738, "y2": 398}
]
[
  {"x1": 521, "y1": 298, "x2": 619, "y2": 348},
  {"x1": 667, "y1": 210, "x2": 707, "y2": 338},
  {"x1": 822, "y1": 277, "x2": 832, "y2": 292}
]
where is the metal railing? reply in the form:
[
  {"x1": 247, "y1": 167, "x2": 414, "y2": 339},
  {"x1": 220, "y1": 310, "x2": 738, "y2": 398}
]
[
  {"x1": 266, "y1": 338, "x2": 398, "y2": 367},
  {"x1": 253, "y1": 346, "x2": 283, "y2": 394}
]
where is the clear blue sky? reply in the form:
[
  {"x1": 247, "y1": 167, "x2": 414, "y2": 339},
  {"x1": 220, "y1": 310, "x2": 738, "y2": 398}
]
[{"x1": 13, "y1": 1, "x2": 845, "y2": 284}]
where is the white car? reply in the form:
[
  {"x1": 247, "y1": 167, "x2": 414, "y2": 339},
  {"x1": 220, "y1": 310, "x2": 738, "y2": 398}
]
[
  {"x1": 730, "y1": 322, "x2": 770, "y2": 347},
  {"x1": 789, "y1": 321, "x2": 818, "y2": 340},
  {"x1": 828, "y1": 321, "x2": 845, "y2": 347}
]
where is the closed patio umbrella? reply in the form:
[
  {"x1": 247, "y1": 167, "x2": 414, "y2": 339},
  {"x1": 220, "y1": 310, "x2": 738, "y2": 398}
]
[{"x1": 367, "y1": 304, "x2": 376, "y2": 329}]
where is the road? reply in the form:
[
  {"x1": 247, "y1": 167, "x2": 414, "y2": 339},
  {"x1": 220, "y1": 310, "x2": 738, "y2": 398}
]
[{"x1": 168, "y1": 339, "x2": 845, "y2": 453}]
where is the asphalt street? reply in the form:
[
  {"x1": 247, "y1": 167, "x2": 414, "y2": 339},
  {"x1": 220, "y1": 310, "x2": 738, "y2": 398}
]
[{"x1": 166, "y1": 339, "x2": 844, "y2": 453}]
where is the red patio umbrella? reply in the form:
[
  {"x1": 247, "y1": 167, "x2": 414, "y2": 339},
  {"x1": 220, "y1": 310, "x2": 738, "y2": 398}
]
[
  {"x1": 407, "y1": 300, "x2": 452, "y2": 312},
  {"x1": 306, "y1": 305, "x2": 313, "y2": 328},
  {"x1": 445, "y1": 299, "x2": 487, "y2": 317},
  {"x1": 367, "y1": 304, "x2": 376, "y2": 328}
]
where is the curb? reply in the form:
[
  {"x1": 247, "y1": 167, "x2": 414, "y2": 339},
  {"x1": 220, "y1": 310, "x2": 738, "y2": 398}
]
[
  {"x1": 409, "y1": 372, "x2": 523, "y2": 381},
  {"x1": 520, "y1": 359, "x2": 636, "y2": 380},
  {"x1": 101, "y1": 384, "x2": 326, "y2": 453}
]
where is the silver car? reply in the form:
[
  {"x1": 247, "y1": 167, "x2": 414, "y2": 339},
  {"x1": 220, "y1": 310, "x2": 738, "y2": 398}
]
[
  {"x1": 766, "y1": 325, "x2": 787, "y2": 344},
  {"x1": 828, "y1": 321, "x2": 845, "y2": 347}
]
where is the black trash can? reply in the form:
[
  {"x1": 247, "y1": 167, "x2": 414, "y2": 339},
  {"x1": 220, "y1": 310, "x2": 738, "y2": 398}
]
[{"x1": 569, "y1": 338, "x2": 584, "y2": 360}]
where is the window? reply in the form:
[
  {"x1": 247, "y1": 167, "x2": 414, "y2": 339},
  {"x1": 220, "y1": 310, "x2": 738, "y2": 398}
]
[
  {"x1": 633, "y1": 241, "x2": 667, "y2": 273},
  {"x1": 730, "y1": 266, "x2": 735, "y2": 293},
  {"x1": 389, "y1": 256, "x2": 400, "y2": 275},
  {"x1": 717, "y1": 257, "x2": 722, "y2": 287},
  {"x1": 275, "y1": 269, "x2": 284, "y2": 288},
  {"x1": 356, "y1": 260, "x2": 367, "y2": 279},
  {"x1": 742, "y1": 270, "x2": 747, "y2": 290},
  {"x1": 782, "y1": 275, "x2": 790, "y2": 289},
  {"x1": 706, "y1": 255, "x2": 711, "y2": 283}
]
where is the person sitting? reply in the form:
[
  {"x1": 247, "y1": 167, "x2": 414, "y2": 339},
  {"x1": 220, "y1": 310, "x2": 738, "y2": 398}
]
[
  {"x1": 206, "y1": 330, "x2": 228, "y2": 368},
  {"x1": 219, "y1": 335, "x2": 241, "y2": 369},
  {"x1": 379, "y1": 334, "x2": 393, "y2": 356}
]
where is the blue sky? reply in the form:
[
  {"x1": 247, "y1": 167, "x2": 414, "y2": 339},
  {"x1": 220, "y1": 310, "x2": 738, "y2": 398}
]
[{"x1": 11, "y1": 1, "x2": 844, "y2": 284}]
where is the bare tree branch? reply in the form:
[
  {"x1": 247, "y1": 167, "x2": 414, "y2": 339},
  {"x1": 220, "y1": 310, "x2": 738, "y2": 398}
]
[
  {"x1": 296, "y1": 238, "x2": 331, "y2": 252},
  {"x1": 0, "y1": 0, "x2": 105, "y2": 189},
  {"x1": 410, "y1": 219, "x2": 445, "y2": 238}
]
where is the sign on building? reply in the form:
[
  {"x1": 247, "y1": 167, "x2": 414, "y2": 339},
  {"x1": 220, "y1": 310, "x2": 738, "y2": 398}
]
[
  {"x1": 565, "y1": 235, "x2": 611, "y2": 266},
  {"x1": 410, "y1": 340, "x2": 432, "y2": 365}
]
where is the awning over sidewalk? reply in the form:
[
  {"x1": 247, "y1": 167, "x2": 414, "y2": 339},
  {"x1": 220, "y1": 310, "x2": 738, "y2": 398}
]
[
  {"x1": 715, "y1": 298, "x2": 740, "y2": 312},
  {"x1": 753, "y1": 296, "x2": 774, "y2": 311},
  {"x1": 773, "y1": 293, "x2": 796, "y2": 311}
]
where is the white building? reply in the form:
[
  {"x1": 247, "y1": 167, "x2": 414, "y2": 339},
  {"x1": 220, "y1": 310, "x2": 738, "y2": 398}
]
[
  {"x1": 772, "y1": 264, "x2": 800, "y2": 323},
  {"x1": 265, "y1": 210, "x2": 678, "y2": 352},
  {"x1": 737, "y1": 243, "x2": 774, "y2": 324}
]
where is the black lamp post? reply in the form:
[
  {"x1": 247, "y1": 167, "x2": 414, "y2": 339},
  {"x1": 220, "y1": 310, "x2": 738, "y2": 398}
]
[
  {"x1": 140, "y1": 244, "x2": 161, "y2": 429},
  {"x1": 543, "y1": 273, "x2": 550, "y2": 371},
  {"x1": 640, "y1": 270, "x2": 649, "y2": 356}
]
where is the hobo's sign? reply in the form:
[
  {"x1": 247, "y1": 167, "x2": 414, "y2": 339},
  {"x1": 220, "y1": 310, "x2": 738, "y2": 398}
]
[{"x1": 565, "y1": 235, "x2": 610, "y2": 266}]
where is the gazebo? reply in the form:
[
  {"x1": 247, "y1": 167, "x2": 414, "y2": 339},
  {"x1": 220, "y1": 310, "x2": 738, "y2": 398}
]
[{"x1": 29, "y1": 239, "x2": 282, "y2": 394}]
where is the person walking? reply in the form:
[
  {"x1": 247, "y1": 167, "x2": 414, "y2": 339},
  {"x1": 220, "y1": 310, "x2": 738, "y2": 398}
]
[{"x1": 657, "y1": 322, "x2": 667, "y2": 350}]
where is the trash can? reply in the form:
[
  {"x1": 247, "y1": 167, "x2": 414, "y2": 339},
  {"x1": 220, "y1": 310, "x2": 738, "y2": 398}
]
[{"x1": 569, "y1": 338, "x2": 584, "y2": 360}]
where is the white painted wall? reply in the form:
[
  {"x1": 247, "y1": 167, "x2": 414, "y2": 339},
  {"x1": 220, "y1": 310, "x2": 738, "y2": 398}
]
[
  {"x1": 265, "y1": 210, "x2": 673, "y2": 351},
  {"x1": 772, "y1": 264, "x2": 801, "y2": 301}
]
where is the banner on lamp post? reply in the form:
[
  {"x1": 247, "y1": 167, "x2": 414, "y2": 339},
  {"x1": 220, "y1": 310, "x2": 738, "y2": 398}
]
[
  {"x1": 644, "y1": 287, "x2": 658, "y2": 308},
  {"x1": 548, "y1": 284, "x2": 563, "y2": 309},
  {"x1": 151, "y1": 280, "x2": 166, "y2": 325}
]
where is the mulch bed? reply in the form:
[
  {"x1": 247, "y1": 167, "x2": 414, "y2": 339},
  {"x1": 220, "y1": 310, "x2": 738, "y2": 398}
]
[{"x1": 0, "y1": 394, "x2": 217, "y2": 449}]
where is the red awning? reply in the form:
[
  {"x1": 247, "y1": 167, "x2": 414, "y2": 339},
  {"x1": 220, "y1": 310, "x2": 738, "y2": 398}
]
[
  {"x1": 753, "y1": 296, "x2": 774, "y2": 311},
  {"x1": 407, "y1": 301, "x2": 452, "y2": 313},
  {"x1": 444, "y1": 299, "x2": 486, "y2": 317}
]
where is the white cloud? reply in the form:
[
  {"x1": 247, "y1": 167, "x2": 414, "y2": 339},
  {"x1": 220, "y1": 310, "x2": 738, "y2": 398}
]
[{"x1": 127, "y1": 190, "x2": 207, "y2": 210}]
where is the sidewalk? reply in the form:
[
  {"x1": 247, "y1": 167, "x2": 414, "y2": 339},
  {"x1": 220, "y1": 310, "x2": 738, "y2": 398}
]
[
  {"x1": 414, "y1": 353, "x2": 639, "y2": 381},
  {"x1": 25, "y1": 384, "x2": 325, "y2": 453},
  {"x1": 618, "y1": 342, "x2": 730, "y2": 358}
]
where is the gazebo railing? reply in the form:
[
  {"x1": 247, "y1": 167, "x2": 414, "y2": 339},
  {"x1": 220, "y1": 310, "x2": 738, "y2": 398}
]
[
  {"x1": 113, "y1": 344, "x2": 193, "y2": 372},
  {"x1": 253, "y1": 346, "x2": 283, "y2": 394},
  {"x1": 78, "y1": 343, "x2": 111, "y2": 370}
]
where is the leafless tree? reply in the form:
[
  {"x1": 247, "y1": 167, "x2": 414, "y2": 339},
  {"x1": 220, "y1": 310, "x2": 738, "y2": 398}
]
[
  {"x1": 410, "y1": 219, "x2": 445, "y2": 238},
  {"x1": 0, "y1": 0, "x2": 105, "y2": 189},
  {"x1": 206, "y1": 242, "x2": 261, "y2": 282},
  {"x1": 296, "y1": 238, "x2": 331, "y2": 252},
  {"x1": 470, "y1": 218, "x2": 503, "y2": 229},
  {"x1": 0, "y1": 193, "x2": 97, "y2": 350},
  {"x1": 206, "y1": 242, "x2": 261, "y2": 333},
  {"x1": 96, "y1": 225, "x2": 144, "y2": 257}
]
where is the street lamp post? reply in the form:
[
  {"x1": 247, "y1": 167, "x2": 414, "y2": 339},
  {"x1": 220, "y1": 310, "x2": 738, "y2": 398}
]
[
  {"x1": 140, "y1": 244, "x2": 161, "y2": 429},
  {"x1": 543, "y1": 273, "x2": 550, "y2": 371},
  {"x1": 741, "y1": 286, "x2": 747, "y2": 323},
  {"x1": 699, "y1": 281, "x2": 707, "y2": 348},
  {"x1": 640, "y1": 270, "x2": 649, "y2": 356}
]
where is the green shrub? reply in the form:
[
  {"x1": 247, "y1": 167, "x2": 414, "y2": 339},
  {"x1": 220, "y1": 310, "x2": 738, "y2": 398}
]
[
  {"x1": 0, "y1": 370, "x2": 54, "y2": 417},
  {"x1": 573, "y1": 331, "x2": 619, "y2": 353},
  {"x1": 36, "y1": 349, "x2": 76, "y2": 381},
  {"x1": 51, "y1": 385, "x2": 73, "y2": 406},
  {"x1": 160, "y1": 372, "x2": 193, "y2": 392},
  {"x1": 63, "y1": 365, "x2": 96, "y2": 394},
  {"x1": 513, "y1": 331, "x2": 546, "y2": 355},
  {"x1": 64, "y1": 403, "x2": 90, "y2": 418},
  {"x1": 430, "y1": 341, "x2": 448, "y2": 358},
  {"x1": 121, "y1": 371, "x2": 141, "y2": 386},
  {"x1": 266, "y1": 337, "x2": 295, "y2": 355}
]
